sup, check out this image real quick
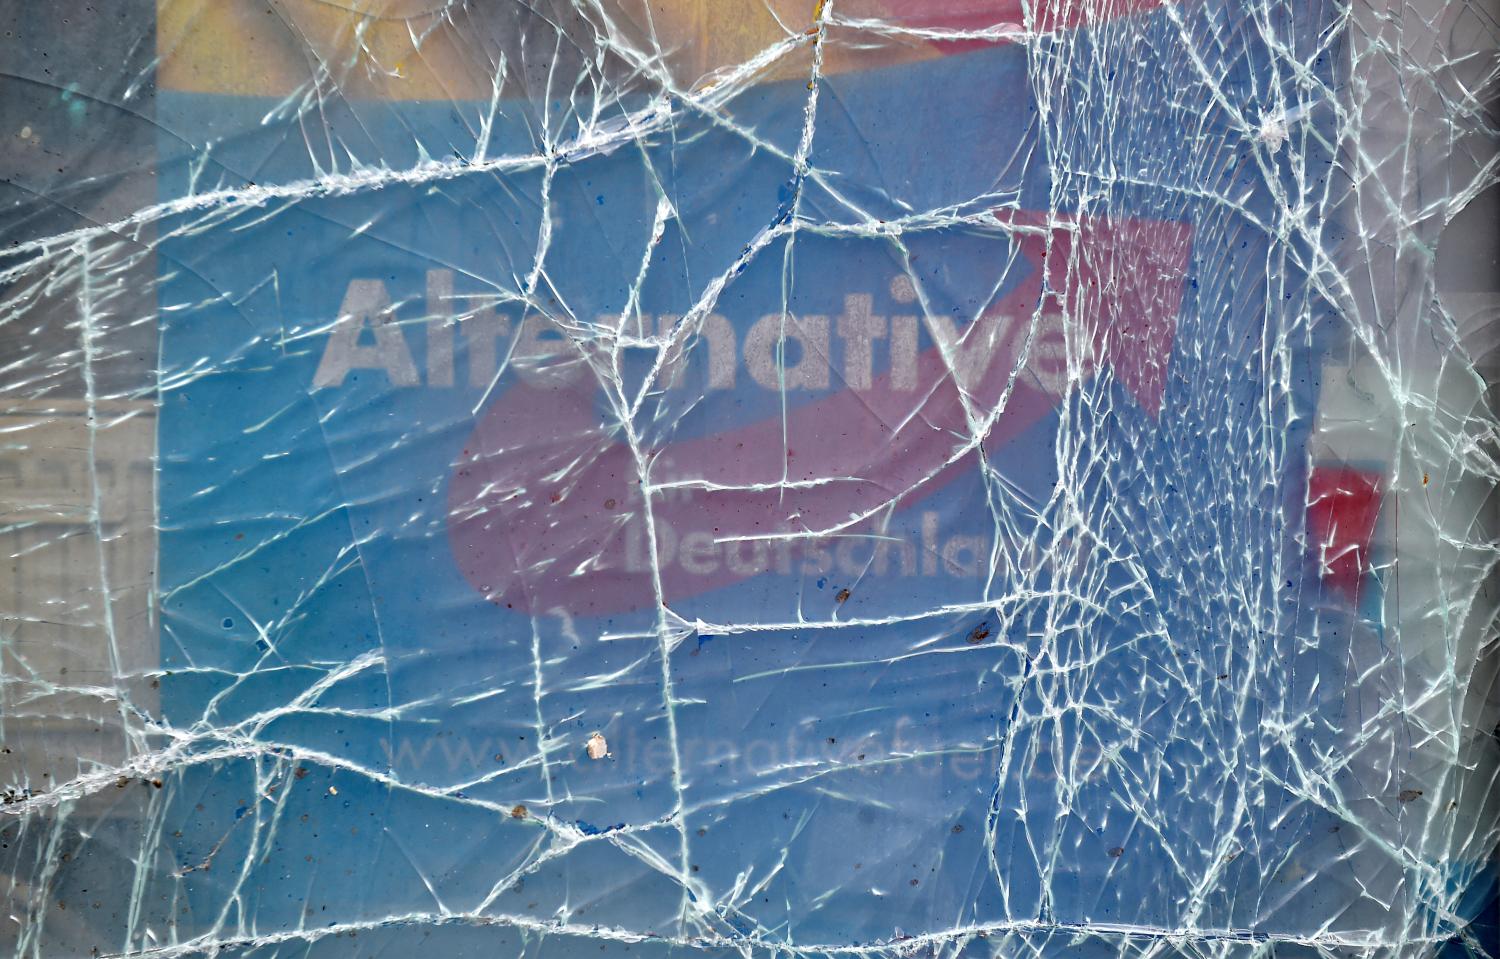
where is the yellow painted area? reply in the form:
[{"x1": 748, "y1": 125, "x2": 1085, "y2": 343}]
[
  {"x1": 157, "y1": 0, "x2": 943, "y2": 99},
  {"x1": 157, "y1": 0, "x2": 486, "y2": 99}
]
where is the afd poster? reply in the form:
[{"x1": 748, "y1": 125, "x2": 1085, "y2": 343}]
[{"x1": 6, "y1": 0, "x2": 1498, "y2": 955}]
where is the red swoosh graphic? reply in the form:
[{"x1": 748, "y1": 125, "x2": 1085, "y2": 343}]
[{"x1": 448, "y1": 212, "x2": 1192, "y2": 616}]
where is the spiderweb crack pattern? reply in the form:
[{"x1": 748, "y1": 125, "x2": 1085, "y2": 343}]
[{"x1": 0, "y1": 0, "x2": 1496, "y2": 957}]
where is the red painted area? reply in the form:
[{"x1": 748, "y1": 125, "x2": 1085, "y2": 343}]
[
  {"x1": 1305, "y1": 466, "x2": 1384, "y2": 599},
  {"x1": 447, "y1": 212, "x2": 1193, "y2": 616},
  {"x1": 887, "y1": 0, "x2": 1177, "y2": 52}
]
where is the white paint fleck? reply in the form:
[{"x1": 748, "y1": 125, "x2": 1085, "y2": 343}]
[{"x1": 1258, "y1": 113, "x2": 1289, "y2": 154}]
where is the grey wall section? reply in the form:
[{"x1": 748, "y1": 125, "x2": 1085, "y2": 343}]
[{"x1": 0, "y1": 0, "x2": 161, "y2": 801}]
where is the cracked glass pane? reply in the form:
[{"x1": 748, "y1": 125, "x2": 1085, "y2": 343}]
[{"x1": 0, "y1": 0, "x2": 1498, "y2": 955}]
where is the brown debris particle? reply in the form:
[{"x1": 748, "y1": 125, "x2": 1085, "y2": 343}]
[
  {"x1": 1107, "y1": 846, "x2": 1125, "y2": 858},
  {"x1": 1398, "y1": 789, "x2": 1423, "y2": 803},
  {"x1": 586, "y1": 731, "x2": 609, "y2": 760},
  {"x1": 967, "y1": 622, "x2": 991, "y2": 644},
  {"x1": 835, "y1": 588, "x2": 851, "y2": 603},
  {"x1": 510, "y1": 804, "x2": 528, "y2": 819}
]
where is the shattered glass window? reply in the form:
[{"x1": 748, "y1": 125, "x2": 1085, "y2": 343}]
[{"x1": 0, "y1": 0, "x2": 1497, "y2": 955}]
